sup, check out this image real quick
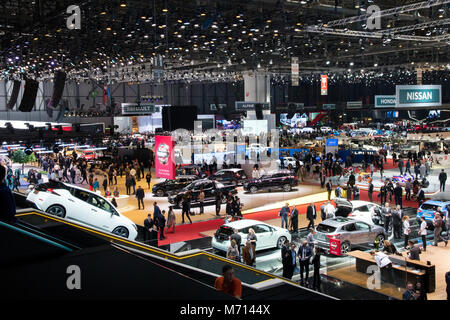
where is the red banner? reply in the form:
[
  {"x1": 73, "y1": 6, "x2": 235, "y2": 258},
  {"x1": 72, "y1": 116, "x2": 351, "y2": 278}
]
[
  {"x1": 329, "y1": 238, "x2": 341, "y2": 256},
  {"x1": 321, "y1": 75, "x2": 328, "y2": 96},
  {"x1": 155, "y1": 135, "x2": 175, "y2": 179}
]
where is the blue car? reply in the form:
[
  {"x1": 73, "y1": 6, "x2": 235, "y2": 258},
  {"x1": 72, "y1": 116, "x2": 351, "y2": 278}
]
[{"x1": 416, "y1": 200, "x2": 449, "y2": 226}]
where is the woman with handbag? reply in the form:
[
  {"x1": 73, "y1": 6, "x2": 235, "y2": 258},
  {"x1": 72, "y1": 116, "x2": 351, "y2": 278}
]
[{"x1": 226, "y1": 240, "x2": 240, "y2": 262}]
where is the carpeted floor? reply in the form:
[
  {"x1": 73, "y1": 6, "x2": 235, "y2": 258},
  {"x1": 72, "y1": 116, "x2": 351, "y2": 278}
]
[{"x1": 157, "y1": 186, "x2": 420, "y2": 246}]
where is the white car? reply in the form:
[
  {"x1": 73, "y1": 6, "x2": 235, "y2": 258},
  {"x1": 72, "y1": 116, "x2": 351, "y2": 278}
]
[
  {"x1": 212, "y1": 219, "x2": 291, "y2": 252},
  {"x1": 27, "y1": 180, "x2": 138, "y2": 240},
  {"x1": 276, "y1": 156, "x2": 298, "y2": 168},
  {"x1": 320, "y1": 126, "x2": 332, "y2": 133},
  {"x1": 334, "y1": 198, "x2": 382, "y2": 226},
  {"x1": 300, "y1": 127, "x2": 314, "y2": 133}
]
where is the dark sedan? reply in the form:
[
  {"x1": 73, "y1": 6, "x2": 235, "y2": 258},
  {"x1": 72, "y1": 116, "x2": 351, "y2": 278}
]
[
  {"x1": 208, "y1": 168, "x2": 248, "y2": 186},
  {"x1": 168, "y1": 179, "x2": 237, "y2": 208},
  {"x1": 152, "y1": 175, "x2": 199, "y2": 197},
  {"x1": 243, "y1": 170, "x2": 298, "y2": 193}
]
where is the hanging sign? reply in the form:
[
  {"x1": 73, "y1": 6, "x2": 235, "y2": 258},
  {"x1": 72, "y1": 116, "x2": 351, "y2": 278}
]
[
  {"x1": 321, "y1": 75, "x2": 328, "y2": 95},
  {"x1": 291, "y1": 57, "x2": 299, "y2": 86},
  {"x1": 395, "y1": 85, "x2": 442, "y2": 108}
]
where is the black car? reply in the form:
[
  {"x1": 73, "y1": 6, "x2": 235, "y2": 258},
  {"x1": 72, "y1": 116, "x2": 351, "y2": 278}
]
[
  {"x1": 243, "y1": 171, "x2": 298, "y2": 193},
  {"x1": 152, "y1": 175, "x2": 199, "y2": 197},
  {"x1": 208, "y1": 168, "x2": 248, "y2": 186},
  {"x1": 168, "y1": 179, "x2": 237, "y2": 208}
]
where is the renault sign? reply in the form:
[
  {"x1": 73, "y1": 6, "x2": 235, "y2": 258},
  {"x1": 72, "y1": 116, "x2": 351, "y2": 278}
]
[
  {"x1": 395, "y1": 85, "x2": 441, "y2": 108},
  {"x1": 375, "y1": 95, "x2": 396, "y2": 108}
]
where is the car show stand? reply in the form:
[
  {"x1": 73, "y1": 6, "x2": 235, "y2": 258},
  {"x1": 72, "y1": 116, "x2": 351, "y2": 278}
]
[{"x1": 347, "y1": 250, "x2": 435, "y2": 293}]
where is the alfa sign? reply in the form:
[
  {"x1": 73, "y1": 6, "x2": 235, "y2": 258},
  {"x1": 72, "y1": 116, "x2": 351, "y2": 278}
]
[
  {"x1": 375, "y1": 95, "x2": 396, "y2": 108},
  {"x1": 235, "y1": 101, "x2": 270, "y2": 111},
  {"x1": 121, "y1": 103, "x2": 160, "y2": 115},
  {"x1": 395, "y1": 85, "x2": 442, "y2": 108}
]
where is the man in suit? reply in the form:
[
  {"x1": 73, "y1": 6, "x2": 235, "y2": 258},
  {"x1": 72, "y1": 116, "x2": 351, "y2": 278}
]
[
  {"x1": 143, "y1": 214, "x2": 157, "y2": 245},
  {"x1": 439, "y1": 169, "x2": 447, "y2": 192},
  {"x1": 407, "y1": 240, "x2": 421, "y2": 261},
  {"x1": 279, "y1": 203, "x2": 290, "y2": 229},
  {"x1": 298, "y1": 240, "x2": 313, "y2": 286},
  {"x1": 306, "y1": 202, "x2": 317, "y2": 229},
  {"x1": 242, "y1": 240, "x2": 256, "y2": 267},
  {"x1": 136, "y1": 185, "x2": 145, "y2": 210},
  {"x1": 286, "y1": 243, "x2": 297, "y2": 280},
  {"x1": 290, "y1": 206, "x2": 299, "y2": 233},
  {"x1": 281, "y1": 240, "x2": 291, "y2": 278},
  {"x1": 417, "y1": 187, "x2": 425, "y2": 206}
]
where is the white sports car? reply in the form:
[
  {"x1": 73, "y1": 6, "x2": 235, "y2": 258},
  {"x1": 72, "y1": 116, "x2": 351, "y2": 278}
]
[
  {"x1": 212, "y1": 219, "x2": 291, "y2": 252},
  {"x1": 27, "y1": 180, "x2": 138, "y2": 240},
  {"x1": 334, "y1": 198, "x2": 383, "y2": 226}
]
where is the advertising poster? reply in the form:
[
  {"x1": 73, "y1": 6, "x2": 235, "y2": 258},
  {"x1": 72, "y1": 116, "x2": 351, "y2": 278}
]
[
  {"x1": 329, "y1": 238, "x2": 341, "y2": 256},
  {"x1": 155, "y1": 135, "x2": 175, "y2": 179},
  {"x1": 321, "y1": 75, "x2": 328, "y2": 95}
]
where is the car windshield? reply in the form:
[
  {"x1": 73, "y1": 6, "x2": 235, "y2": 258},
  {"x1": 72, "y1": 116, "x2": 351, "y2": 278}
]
[
  {"x1": 316, "y1": 224, "x2": 337, "y2": 233},
  {"x1": 420, "y1": 203, "x2": 441, "y2": 211}
]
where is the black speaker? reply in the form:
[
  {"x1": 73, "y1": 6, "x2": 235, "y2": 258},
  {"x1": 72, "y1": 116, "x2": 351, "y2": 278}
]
[
  {"x1": 18, "y1": 79, "x2": 39, "y2": 112},
  {"x1": 24, "y1": 145, "x2": 33, "y2": 156},
  {"x1": 255, "y1": 103, "x2": 264, "y2": 120},
  {"x1": 55, "y1": 100, "x2": 68, "y2": 122},
  {"x1": 287, "y1": 103, "x2": 297, "y2": 119},
  {"x1": 223, "y1": 104, "x2": 233, "y2": 121},
  {"x1": 7, "y1": 80, "x2": 21, "y2": 110},
  {"x1": 47, "y1": 71, "x2": 66, "y2": 109}
]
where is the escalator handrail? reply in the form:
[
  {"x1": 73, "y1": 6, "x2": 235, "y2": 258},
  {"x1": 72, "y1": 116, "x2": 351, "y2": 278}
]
[
  {"x1": 14, "y1": 221, "x2": 82, "y2": 251},
  {"x1": 0, "y1": 220, "x2": 73, "y2": 252}
]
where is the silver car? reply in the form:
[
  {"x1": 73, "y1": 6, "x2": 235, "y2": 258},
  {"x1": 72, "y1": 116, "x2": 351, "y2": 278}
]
[{"x1": 313, "y1": 217, "x2": 387, "y2": 255}]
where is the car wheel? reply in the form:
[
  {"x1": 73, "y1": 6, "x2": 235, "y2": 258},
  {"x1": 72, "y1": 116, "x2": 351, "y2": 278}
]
[
  {"x1": 375, "y1": 234, "x2": 385, "y2": 248},
  {"x1": 277, "y1": 236, "x2": 287, "y2": 248},
  {"x1": 250, "y1": 186, "x2": 258, "y2": 194},
  {"x1": 156, "y1": 189, "x2": 165, "y2": 197},
  {"x1": 112, "y1": 226, "x2": 129, "y2": 238},
  {"x1": 46, "y1": 205, "x2": 66, "y2": 218},
  {"x1": 341, "y1": 242, "x2": 351, "y2": 254},
  {"x1": 283, "y1": 184, "x2": 291, "y2": 192}
]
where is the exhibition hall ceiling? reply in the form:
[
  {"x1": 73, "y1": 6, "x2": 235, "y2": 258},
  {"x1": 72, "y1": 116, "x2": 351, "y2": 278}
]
[{"x1": 0, "y1": 0, "x2": 448, "y2": 82}]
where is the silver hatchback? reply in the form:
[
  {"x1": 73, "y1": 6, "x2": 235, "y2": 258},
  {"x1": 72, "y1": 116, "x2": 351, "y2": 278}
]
[{"x1": 313, "y1": 217, "x2": 387, "y2": 255}]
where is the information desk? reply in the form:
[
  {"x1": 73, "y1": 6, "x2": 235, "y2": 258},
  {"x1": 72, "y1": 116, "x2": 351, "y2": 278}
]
[{"x1": 347, "y1": 250, "x2": 435, "y2": 293}]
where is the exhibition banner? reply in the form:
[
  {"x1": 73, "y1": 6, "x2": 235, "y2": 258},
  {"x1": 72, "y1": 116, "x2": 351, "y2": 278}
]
[
  {"x1": 155, "y1": 135, "x2": 175, "y2": 179},
  {"x1": 326, "y1": 139, "x2": 338, "y2": 147},
  {"x1": 346, "y1": 101, "x2": 363, "y2": 109},
  {"x1": 291, "y1": 57, "x2": 299, "y2": 86},
  {"x1": 321, "y1": 75, "x2": 328, "y2": 95},
  {"x1": 235, "y1": 101, "x2": 270, "y2": 111},
  {"x1": 329, "y1": 238, "x2": 341, "y2": 256},
  {"x1": 121, "y1": 103, "x2": 160, "y2": 115},
  {"x1": 374, "y1": 95, "x2": 396, "y2": 108},
  {"x1": 395, "y1": 85, "x2": 442, "y2": 108}
]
